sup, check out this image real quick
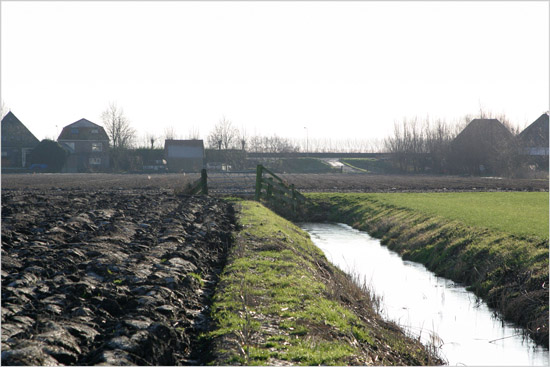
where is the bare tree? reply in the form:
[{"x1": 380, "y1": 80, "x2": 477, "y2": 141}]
[
  {"x1": 238, "y1": 126, "x2": 248, "y2": 151},
  {"x1": 246, "y1": 134, "x2": 299, "y2": 153},
  {"x1": 145, "y1": 132, "x2": 159, "y2": 149},
  {"x1": 164, "y1": 126, "x2": 179, "y2": 141},
  {"x1": 207, "y1": 117, "x2": 239, "y2": 150},
  {"x1": 186, "y1": 125, "x2": 201, "y2": 140},
  {"x1": 101, "y1": 102, "x2": 136, "y2": 149},
  {"x1": 1, "y1": 100, "x2": 8, "y2": 119},
  {"x1": 424, "y1": 118, "x2": 454, "y2": 173}
]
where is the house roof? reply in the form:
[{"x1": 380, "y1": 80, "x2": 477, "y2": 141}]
[
  {"x1": 58, "y1": 118, "x2": 109, "y2": 141},
  {"x1": 164, "y1": 139, "x2": 205, "y2": 148},
  {"x1": 453, "y1": 118, "x2": 514, "y2": 147},
  {"x1": 165, "y1": 139, "x2": 205, "y2": 159},
  {"x1": 518, "y1": 113, "x2": 549, "y2": 147},
  {"x1": 1, "y1": 111, "x2": 40, "y2": 148}
]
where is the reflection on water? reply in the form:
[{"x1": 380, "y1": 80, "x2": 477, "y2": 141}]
[{"x1": 300, "y1": 222, "x2": 549, "y2": 366}]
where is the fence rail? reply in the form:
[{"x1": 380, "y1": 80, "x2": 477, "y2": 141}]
[
  {"x1": 175, "y1": 166, "x2": 308, "y2": 217},
  {"x1": 254, "y1": 165, "x2": 306, "y2": 216},
  {"x1": 206, "y1": 170, "x2": 256, "y2": 195}
]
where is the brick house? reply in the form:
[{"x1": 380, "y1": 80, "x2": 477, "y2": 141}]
[
  {"x1": 164, "y1": 139, "x2": 205, "y2": 172},
  {"x1": 57, "y1": 118, "x2": 110, "y2": 172},
  {"x1": 1, "y1": 111, "x2": 40, "y2": 170}
]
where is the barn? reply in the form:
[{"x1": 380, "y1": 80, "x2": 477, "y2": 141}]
[
  {"x1": 1, "y1": 112, "x2": 40, "y2": 170},
  {"x1": 518, "y1": 113, "x2": 549, "y2": 156},
  {"x1": 518, "y1": 112, "x2": 549, "y2": 170},
  {"x1": 449, "y1": 118, "x2": 514, "y2": 175},
  {"x1": 164, "y1": 139, "x2": 205, "y2": 172}
]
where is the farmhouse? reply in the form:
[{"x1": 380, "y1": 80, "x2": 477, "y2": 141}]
[
  {"x1": 518, "y1": 113, "x2": 549, "y2": 156},
  {"x1": 517, "y1": 112, "x2": 549, "y2": 170},
  {"x1": 449, "y1": 118, "x2": 514, "y2": 175},
  {"x1": 164, "y1": 139, "x2": 205, "y2": 172},
  {"x1": 57, "y1": 118, "x2": 110, "y2": 172},
  {"x1": 1, "y1": 111, "x2": 40, "y2": 170}
]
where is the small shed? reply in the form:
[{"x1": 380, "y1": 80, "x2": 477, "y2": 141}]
[
  {"x1": 164, "y1": 139, "x2": 205, "y2": 172},
  {"x1": 58, "y1": 118, "x2": 110, "y2": 172},
  {"x1": 1, "y1": 111, "x2": 40, "y2": 169},
  {"x1": 449, "y1": 118, "x2": 514, "y2": 175}
]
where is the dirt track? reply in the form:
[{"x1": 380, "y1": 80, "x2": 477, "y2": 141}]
[{"x1": 2, "y1": 172, "x2": 548, "y2": 193}]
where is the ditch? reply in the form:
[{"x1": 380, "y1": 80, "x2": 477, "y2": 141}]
[{"x1": 300, "y1": 222, "x2": 549, "y2": 366}]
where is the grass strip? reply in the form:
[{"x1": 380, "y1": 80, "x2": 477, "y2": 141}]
[
  {"x1": 306, "y1": 192, "x2": 549, "y2": 347},
  {"x1": 366, "y1": 192, "x2": 548, "y2": 239},
  {"x1": 206, "y1": 200, "x2": 443, "y2": 365}
]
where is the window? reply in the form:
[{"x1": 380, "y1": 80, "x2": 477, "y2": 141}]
[
  {"x1": 89, "y1": 157, "x2": 101, "y2": 165},
  {"x1": 71, "y1": 128, "x2": 79, "y2": 134},
  {"x1": 1, "y1": 150, "x2": 7, "y2": 157},
  {"x1": 91, "y1": 143, "x2": 102, "y2": 152},
  {"x1": 91, "y1": 129, "x2": 98, "y2": 134},
  {"x1": 65, "y1": 142, "x2": 75, "y2": 152}
]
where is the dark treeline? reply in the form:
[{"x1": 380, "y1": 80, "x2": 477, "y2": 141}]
[
  {"x1": 43, "y1": 103, "x2": 543, "y2": 177},
  {"x1": 383, "y1": 112, "x2": 544, "y2": 177}
]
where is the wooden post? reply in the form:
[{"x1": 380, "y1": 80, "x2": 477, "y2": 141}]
[
  {"x1": 266, "y1": 178, "x2": 273, "y2": 199},
  {"x1": 291, "y1": 184, "x2": 297, "y2": 213},
  {"x1": 201, "y1": 168, "x2": 208, "y2": 195},
  {"x1": 255, "y1": 165, "x2": 263, "y2": 201}
]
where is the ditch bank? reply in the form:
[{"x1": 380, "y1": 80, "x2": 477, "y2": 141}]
[
  {"x1": 306, "y1": 193, "x2": 549, "y2": 347},
  {"x1": 206, "y1": 200, "x2": 442, "y2": 365},
  {"x1": 1, "y1": 190, "x2": 236, "y2": 365}
]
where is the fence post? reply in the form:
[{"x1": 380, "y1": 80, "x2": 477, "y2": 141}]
[
  {"x1": 266, "y1": 178, "x2": 273, "y2": 199},
  {"x1": 255, "y1": 165, "x2": 263, "y2": 201},
  {"x1": 291, "y1": 184, "x2": 297, "y2": 213},
  {"x1": 201, "y1": 168, "x2": 208, "y2": 195}
]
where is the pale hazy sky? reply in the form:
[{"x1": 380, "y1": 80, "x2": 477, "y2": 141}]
[{"x1": 1, "y1": 1, "x2": 549, "y2": 146}]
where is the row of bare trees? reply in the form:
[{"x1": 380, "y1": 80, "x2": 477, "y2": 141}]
[
  {"x1": 203, "y1": 117, "x2": 383, "y2": 153},
  {"x1": 98, "y1": 105, "x2": 409, "y2": 155},
  {"x1": 383, "y1": 111, "x2": 525, "y2": 175},
  {"x1": 99, "y1": 103, "x2": 530, "y2": 175},
  {"x1": 384, "y1": 117, "x2": 461, "y2": 173}
]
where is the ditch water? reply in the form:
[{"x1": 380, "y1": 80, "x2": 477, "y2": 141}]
[{"x1": 300, "y1": 222, "x2": 549, "y2": 366}]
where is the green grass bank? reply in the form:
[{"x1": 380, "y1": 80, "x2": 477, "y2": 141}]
[
  {"x1": 206, "y1": 200, "x2": 442, "y2": 365},
  {"x1": 306, "y1": 192, "x2": 549, "y2": 346},
  {"x1": 259, "y1": 157, "x2": 338, "y2": 173}
]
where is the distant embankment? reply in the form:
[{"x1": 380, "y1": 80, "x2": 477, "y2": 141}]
[
  {"x1": 247, "y1": 152, "x2": 390, "y2": 159},
  {"x1": 306, "y1": 192, "x2": 549, "y2": 347}
]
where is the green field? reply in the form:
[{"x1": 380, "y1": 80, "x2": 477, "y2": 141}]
[{"x1": 365, "y1": 192, "x2": 548, "y2": 239}]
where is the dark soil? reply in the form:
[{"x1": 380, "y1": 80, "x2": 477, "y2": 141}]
[
  {"x1": 282, "y1": 173, "x2": 549, "y2": 193},
  {"x1": 1, "y1": 189, "x2": 236, "y2": 365},
  {"x1": 2, "y1": 172, "x2": 547, "y2": 193}
]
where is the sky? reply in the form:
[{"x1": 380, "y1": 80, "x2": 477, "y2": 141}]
[{"x1": 1, "y1": 1, "x2": 549, "y2": 148}]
